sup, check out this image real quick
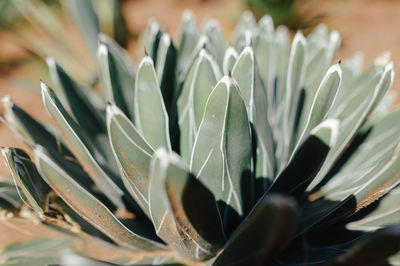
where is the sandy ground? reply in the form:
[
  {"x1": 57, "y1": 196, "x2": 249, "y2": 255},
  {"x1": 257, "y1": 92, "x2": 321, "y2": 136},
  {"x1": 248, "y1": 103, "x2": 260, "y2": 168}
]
[{"x1": 0, "y1": 0, "x2": 399, "y2": 250}]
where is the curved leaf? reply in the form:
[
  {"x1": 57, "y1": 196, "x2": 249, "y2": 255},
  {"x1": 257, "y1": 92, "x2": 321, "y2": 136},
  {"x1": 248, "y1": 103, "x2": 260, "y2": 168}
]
[
  {"x1": 347, "y1": 186, "x2": 400, "y2": 232},
  {"x1": 203, "y1": 19, "x2": 226, "y2": 67},
  {"x1": 0, "y1": 181, "x2": 22, "y2": 211},
  {"x1": 149, "y1": 149, "x2": 224, "y2": 260},
  {"x1": 327, "y1": 226, "x2": 400, "y2": 266},
  {"x1": 41, "y1": 82, "x2": 124, "y2": 208},
  {"x1": 308, "y1": 62, "x2": 395, "y2": 190},
  {"x1": 2, "y1": 148, "x2": 51, "y2": 214},
  {"x1": 302, "y1": 108, "x2": 400, "y2": 233},
  {"x1": 178, "y1": 49, "x2": 220, "y2": 162},
  {"x1": 279, "y1": 31, "x2": 307, "y2": 169},
  {"x1": 97, "y1": 34, "x2": 135, "y2": 118},
  {"x1": 233, "y1": 11, "x2": 256, "y2": 53},
  {"x1": 214, "y1": 195, "x2": 298, "y2": 266},
  {"x1": 295, "y1": 64, "x2": 342, "y2": 146},
  {"x1": 107, "y1": 104, "x2": 154, "y2": 216},
  {"x1": 47, "y1": 57, "x2": 106, "y2": 136},
  {"x1": 0, "y1": 238, "x2": 72, "y2": 266},
  {"x1": 190, "y1": 76, "x2": 252, "y2": 231},
  {"x1": 222, "y1": 46, "x2": 238, "y2": 76},
  {"x1": 134, "y1": 56, "x2": 171, "y2": 151},
  {"x1": 155, "y1": 33, "x2": 177, "y2": 116},
  {"x1": 177, "y1": 10, "x2": 201, "y2": 80},
  {"x1": 268, "y1": 119, "x2": 339, "y2": 200},
  {"x1": 1, "y1": 96, "x2": 73, "y2": 157},
  {"x1": 142, "y1": 19, "x2": 162, "y2": 60},
  {"x1": 232, "y1": 46, "x2": 275, "y2": 190},
  {"x1": 34, "y1": 146, "x2": 165, "y2": 251}
]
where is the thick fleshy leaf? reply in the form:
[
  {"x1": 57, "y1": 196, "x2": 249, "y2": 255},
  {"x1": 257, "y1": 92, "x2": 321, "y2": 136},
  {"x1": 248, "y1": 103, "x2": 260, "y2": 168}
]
[
  {"x1": 41, "y1": 82, "x2": 125, "y2": 208},
  {"x1": 2, "y1": 148, "x2": 51, "y2": 214},
  {"x1": 142, "y1": 19, "x2": 162, "y2": 61},
  {"x1": 232, "y1": 46, "x2": 275, "y2": 190},
  {"x1": 302, "y1": 108, "x2": 400, "y2": 232},
  {"x1": 149, "y1": 149, "x2": 224, "y2": 260},
  {"x1": 65, "y1": 0, "x2": 100, "y2": 55},
  {"x1": 190, "y1": 76, "x2": 252, "y2": 231},
  {"x1": 253, "y1": 22, "x2": 275, "y2": 118},
  {"x1": 326, "y1": 226, "x2": 400, "y2": 266},
  {"x1": 178, "y1": 49, "x2": 220, "y2": 162},
  {"x1": 177, "y1": 10, "x2": 201, "y2": 80},
  {"x1": 203, "y1": 19, "x2": 226, "y2": 68},
  {"x1": 0, "y1": 181, "x2": 22, "y2": 211},
  {"x1": 285, "y1": 31, "x2": 307, "y2": 118},
  {"x1": 134, "y1": 56, "x2": 171, "y2": 151},
  {"x1": 308, "y1": 62, "x2": 395, "y2": 190},
  {"x1": 0, "y1": 238, "x2": 72, "y2": 266},
  {"x1": 34, "y1": 146, "x2": 165, "y2": 251},
  {"x1": 59, "y1": 249, "x2": 184, "y2": 266},
  {"x1": 3, "y1": 95, "x2": 116, "y2": 196},
  {"x1": 54, "y1": 197, "x2": 118, "y2": 245},
  {"x1": 1, "y1": 96, "x2": 73, "y2": 157},
  {"x1": 295, "y1": 64, "x2": 342, "y2": 146},
  {"x1": 233, "y1": 11, "x2": 256, "y2": 53},
  {"x1": 273, "y1": 25, "x2": 290, "y2": 108},
  {"x1": 371, "y1": 62, "x2": 395, "y2": 110},
  {"x1": 155, "y1": 33, "x2": 177, "y2": 117},
  {"x1": 280, "y1": 32, "x2": 307, "y2": 167},
  {"x1": 107, "y1": 104, "x2": 153, "y2": 216},
  {"x1": 97, "y1": 34, "x2": 135, "y2": 119},
  {"x1": 2, "y1": 149, "x2": 117, "y2": 244},
  {"x1": 222, "y1": 46, "x2": 238, "y2": 76},
  {"x1": 214, "y1": 195, "x2": 298, "y2": 266},
  {"x1": 304, "y1": 26, "x2": 340, "y2": 95},
  {"x1": 60, "y1": 250, "x2": 118, "y2": 266},
  {"x1": 271, "y1": 26, "x2": 290, "y2": 152},
  {"x1": 105, "y1": 0, "x2": 128, "y2": 47},
  {"x1": 304, "y1": 47, "x2": 329, "y2": 100},
  {"x1": 267, "y1": 119, "x2": 339, "y2": 200},
  {"x1": 47, "y1": 57, "x2": 106, "y2": 137},
  {"x1": 340, "y1": 53, "x2": 364, "y2": 91},
  {"x1": 256, "y1": 14, "x2": 274, "y2": 37},
  {"x1": 347, "y1": 186, "x2": 400, "y2": 232}
]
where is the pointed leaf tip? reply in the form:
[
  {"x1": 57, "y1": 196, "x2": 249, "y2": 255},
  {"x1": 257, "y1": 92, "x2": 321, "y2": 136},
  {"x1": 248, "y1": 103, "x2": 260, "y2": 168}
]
[{"x1": 310, "y1": 118, "x2": 340, "y2": 147}]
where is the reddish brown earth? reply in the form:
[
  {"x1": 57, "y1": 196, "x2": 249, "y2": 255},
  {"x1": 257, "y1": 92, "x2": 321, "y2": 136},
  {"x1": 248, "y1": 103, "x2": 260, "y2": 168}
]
[{"x1": 0, "y1": 0, "x2": 399, "y2": 250}]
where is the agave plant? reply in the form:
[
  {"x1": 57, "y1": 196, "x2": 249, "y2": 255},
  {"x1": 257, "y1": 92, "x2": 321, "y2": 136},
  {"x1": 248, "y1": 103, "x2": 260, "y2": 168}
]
[{"x1": 1, "y1": 9, "x2": 400, "y2": 266}]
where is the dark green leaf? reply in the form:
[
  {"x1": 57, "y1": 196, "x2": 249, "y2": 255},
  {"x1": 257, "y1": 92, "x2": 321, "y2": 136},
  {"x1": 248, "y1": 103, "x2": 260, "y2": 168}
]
[
  {"x1": 2, "y1": 148, "x2": 51, "y2": 214},
  {"x1": 41, "y1": 82, "x2": 125, "y2": 208},
  {"x1": 1, "y1": 96, "x2": 73, "y2": 157},
  {"x1": 47, "y1": 57, "x2": 106, "y2": 137},
  {"x1": 34, "y1": 146, "x2": 165, "y2": 251},
  {"x1": 214, "y1": 195, "x2": 298, "y2": 266},
  {"x1": 149, "y1": 149, "x2": 224, "y2": 260},
  {"x1": 268, "y1": 119, "x2": 339, "y2": 200},
  {"x1": 97, "y1": 34, "x2": 135, "y2": 119},
  {"x1": 326, "y1": 225, "x2": 400, "y2": 266}
]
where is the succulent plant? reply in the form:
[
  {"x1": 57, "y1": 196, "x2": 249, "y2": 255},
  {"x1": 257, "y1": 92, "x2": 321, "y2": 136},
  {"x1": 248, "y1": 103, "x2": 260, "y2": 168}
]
[{"x1": 1, "y1": 9, "x2": 400, "y2": 266}]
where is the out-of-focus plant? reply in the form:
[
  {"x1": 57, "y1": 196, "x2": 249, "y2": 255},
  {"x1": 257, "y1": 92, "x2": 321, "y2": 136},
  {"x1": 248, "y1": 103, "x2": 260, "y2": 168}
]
[
  {"x1": 246, "y1": 0, "x2": 349, "y2": 31},
  {"x1": 0, "y1": 0, "x2": 127, "y2": 86}
]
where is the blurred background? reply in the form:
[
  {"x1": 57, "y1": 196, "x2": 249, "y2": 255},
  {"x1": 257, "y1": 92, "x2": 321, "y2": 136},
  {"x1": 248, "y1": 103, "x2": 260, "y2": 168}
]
[{"x1": 0, "y1": 0, "x2": 399, "y2": 249}]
